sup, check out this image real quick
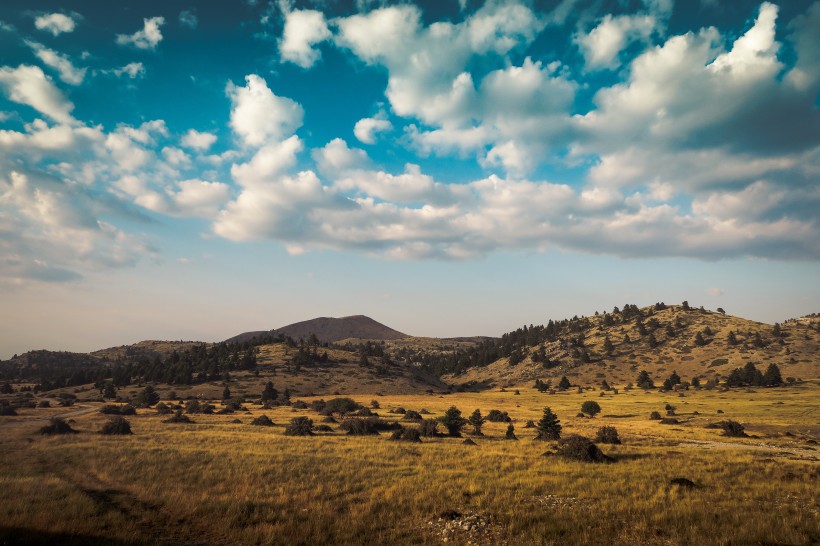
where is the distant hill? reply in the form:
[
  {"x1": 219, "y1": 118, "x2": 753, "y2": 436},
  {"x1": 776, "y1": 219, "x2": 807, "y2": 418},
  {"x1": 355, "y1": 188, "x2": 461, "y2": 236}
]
[{"x1": 225, "y1": 315, "x2": 409, "y2": 344}]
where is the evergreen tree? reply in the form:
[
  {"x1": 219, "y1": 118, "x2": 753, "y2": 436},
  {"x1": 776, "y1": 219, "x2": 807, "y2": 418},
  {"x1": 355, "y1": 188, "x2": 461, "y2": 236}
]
[
  {"x1": 603, "y1": 336, "x2": 614, "y2": 355},
  {"x1": 505, "y1": 423, "x2": 517, "y2": 440},
  {"x1": 467, "y1": 409, "x2": 485, "y2": 436},
  {"x1": 535, "y1": 407, "x2": 562, "y2": 440},
  {"x1": 558, "y1": 376, "x2": 571, "y2": 390},
  {"x1": 636, "y1": 370, "x2": 654, "y2": 389},
  {"x1": 694, "y1": 332, "x2": 706, "y2": 346},
  {"x1": 742, "y1": 362, "x2": 763, "y2": 386},
  {"x1": 647, "y1": 333, "x2": 658, "y2": 348},
  {"x1": 762, "y1": 363, "x2": 783, "y2": 386},
  {"x1": 136, "y1": 385, "x2": 160, "y2": 406},
  {"x1": 222, "y1": 385, "x2": 231, "y2": 400},
  {"x1": 727, "y1": 331, "x2": 738, "y2": 345},
  {"x1": 103, "y1": 382, "x2": 117, "y2": 399},
  {"x1": 440, "y1": 406, "x2": 467, "y2": 437},
  {"x1": 668, "y1": 370, "x2": 681, "y2": 386},
  {"x1": 261, "y1": 381, "x2": 278, "y2": 402},
  {"x1": 623, "y1": 333, "x2": 631, "y2": 344}
]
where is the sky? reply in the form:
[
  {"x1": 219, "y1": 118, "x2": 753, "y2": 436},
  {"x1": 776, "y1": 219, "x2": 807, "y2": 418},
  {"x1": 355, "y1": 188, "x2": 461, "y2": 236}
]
[{"x1": 0, "y1": 0, "x2": 818, "y2": 358}]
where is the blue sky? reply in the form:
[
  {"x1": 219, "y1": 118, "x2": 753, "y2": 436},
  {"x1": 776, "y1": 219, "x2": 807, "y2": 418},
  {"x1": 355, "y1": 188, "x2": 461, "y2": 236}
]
[{"x1": 0, "y1": 0, "x2": 818, "y2": 357}]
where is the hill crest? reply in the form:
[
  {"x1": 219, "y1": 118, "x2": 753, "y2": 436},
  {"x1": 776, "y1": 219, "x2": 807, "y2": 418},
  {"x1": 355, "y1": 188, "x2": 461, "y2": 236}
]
[{"x1": 225, "y1": 315, "x2": 409, "y2": 344}]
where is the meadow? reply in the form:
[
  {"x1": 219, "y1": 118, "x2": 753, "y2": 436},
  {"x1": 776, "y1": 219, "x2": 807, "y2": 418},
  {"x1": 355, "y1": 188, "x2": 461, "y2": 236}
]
[{"x1": 1, "y1": 382, "x2": 818, "y2": 545}]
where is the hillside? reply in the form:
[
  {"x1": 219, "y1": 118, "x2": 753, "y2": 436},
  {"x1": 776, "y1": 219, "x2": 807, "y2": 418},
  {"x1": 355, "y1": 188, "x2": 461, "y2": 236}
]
[
  {"x1": 226, "y1": 315, "x2": 409, "y2": 344},
  {"x1": 440, "y1": 305, "x2": 819, "y2": 389}
]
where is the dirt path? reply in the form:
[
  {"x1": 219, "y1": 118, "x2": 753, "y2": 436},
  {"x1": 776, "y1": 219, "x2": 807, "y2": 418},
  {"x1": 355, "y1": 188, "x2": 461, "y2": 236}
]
[{"x1": 0, "y1": 405, "x2": 98, "y2": 430}]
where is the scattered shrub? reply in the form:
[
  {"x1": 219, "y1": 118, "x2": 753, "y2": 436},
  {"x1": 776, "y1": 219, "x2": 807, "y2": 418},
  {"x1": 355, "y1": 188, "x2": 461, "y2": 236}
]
[
  {"x1": 324, "y1": 398, "x2": 361, "y2": 415},
  {"x1": 155, "y1": 402, "x2": 172, "y2": 415},
  {"x1": 649, "y1": 411, "x2": 662, "y2": 420},
  {"x1": 339, "y1": 417, "x2": 400, "y2": 435},
  {"x1": 164, "y1": 410, "x2": 193, "y2": 424},
  {"x1": 40, "y1": 417, "x2": 78, "y2": 435},
  {"x1": 37, "y1": 400, "x2": 50, "y2": 408},
  {"x1": 486, "y1": 409, "x2": 511, "y2": 422},
  {"x1": 524, "y1": 420, "x2": 535, "y2": 428},
  {"x1": 659, "y1": 417, "x2": 679, "y2": 425},
  {"x1": 291, "y1": 400, "x2": 309, "y2": 410},
  {"x1": 313, "y1": 424, "x2": 333, "y2": 433},
  {"x1": 284, "y1": 416, "x2": 314, "y2": 436},
  {"x1": 251, "y1": 415, "x2": 274, "y2": 427},
  {"x1": 390, "y1": 407, "x2": 407, "y2": 415},
  {"x1": 595, "y1": 426, "x2": 621, "y2": 444},
  {"x1": 390, "y1": 427, "x2": 422, "y2": 443},
  {"x1": 420, "y1": 418, "x2": 439, "y2": 438},
  {"x1": 100, "y1": 416, "x2": 132, "y2": 435},
  {"x1": 505, "y1": 423, "x2": 517, "y2": 440},
  {"x1": 185, "y1": 400, "x2": 214, "y2": 414},
  {"x1": 100, "y1": 404, "x2": 136, "y2": 416},
  {"x1": 555, "y1": 434, "x2": 612, "y2": 463},
  {"x1": 0, "y1": 405, "x2": 18, "y2": 416},
  {"x1": 310, "y1": 400, "x2": 327, "y2": 413},
  {"x1": 720, "y1": 420, "x2": 748, "y2": 437}
]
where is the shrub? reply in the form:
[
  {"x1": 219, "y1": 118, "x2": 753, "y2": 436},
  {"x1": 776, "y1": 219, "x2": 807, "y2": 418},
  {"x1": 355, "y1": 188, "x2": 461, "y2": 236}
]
[
  {"x1": 649, "y1": 411, "x2": 662, "y2": 420},
  {"x1": 356, "y1": 407, "x2": 374, "y2": 417},
  {"x1": 486, "y1": 409, "x2": 511, "y2": 423},
  {"x1": 155, "y1": 402, "x2": 172, "y2": 415},
  {"x1": 313, "y1": 424, "x2": 333, "y2": 432},
  {"x1": 100, "y1": 404, "x2": 136, "y2": 416},
  {"x1": 185, "y1": 400, "x2": 214, "y2": 414},
  {"x1": 37, "y1": 400, "x2": 50, "y2": 408},
  {"x1": 555, "y1": 434, "x2": 612, "y2": 463},
  {"x1": 390, "y1": 427, "x2": 422, "y2": 443},
  {"x1": 720, "y1": 420, "x2": 748, "y2": 437},
  {"x1": 100, "y1": 416, "x2": 132, "y2": 435},
  {"x1": 467, "y1": 409, "x2": 485, "y2": 436},
  {"x1": 136, "y1": 385, "x2": 160, "y2": 406},
  {"x1": 40, "y1": 417, "x2": 78, "y2": 435},
  {"x1": 371, "y1": 400, "x2": 380, "y2": 409},
  {"x1": 324, "y1": 398, "x2": 361, "y2": 415},
  {"x1": 390, "y1": 407, "x2": 407, "y2": 414},
  {"x1": 164, "y1": 410, "x2": 193, "y2": 424},
  {"x1": 339, "y1": 417, "x2": 380, "y2": 435},
  {"x1": 291, "y1": 400, "x2": 309, "y2": 409},
  {"x1": 535, "y1": 407, "x2": 562, "y2": 440},
  {"x1": 402, "y1": 410, "x2": 422, "y2": 421},
  {"x1": 524, "y1": 420, "x2": 535, "y2": 428},
  {"x1": 419, "y1": 418, "x2": 439, "y2": 438},
  {"x1": 659, "y1": 417, "x2": 679, "y2": 425},
  {"x1": 595, "y1": 426, "x2": 621, "y2": 444},
  {"x1": 284, "y1": 416, "x2": 314, "y2": 436},
  {"x1": 505, "y1": 423, "x2": 517, "y2": 440},
  {"x1": 0, "y1": 405, "x2": 17, "y2": 416},
  {"x1": 581, "y1": 401, "x2": 602, "y2": 417},
  {"x1": 310, "y1": 400, "x2": 327, "y2": 413},
  {"x1": 251, "y1": 415, "x2": 274, "y2": 427}
]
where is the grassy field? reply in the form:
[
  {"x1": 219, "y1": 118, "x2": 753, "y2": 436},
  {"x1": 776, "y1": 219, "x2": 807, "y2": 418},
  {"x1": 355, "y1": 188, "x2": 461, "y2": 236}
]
[{"x1": 1, "y1": 381, "x2": 818, "y2": 545}]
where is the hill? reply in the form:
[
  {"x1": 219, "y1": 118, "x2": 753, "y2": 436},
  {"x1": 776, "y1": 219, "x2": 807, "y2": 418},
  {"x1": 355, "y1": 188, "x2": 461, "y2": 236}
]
[
  {"x1": 436, "y1": 304, "x2": 819, "y2": 389},
  {"x1": 226, "y1": 315, "x2": 409, "y2": 344}
]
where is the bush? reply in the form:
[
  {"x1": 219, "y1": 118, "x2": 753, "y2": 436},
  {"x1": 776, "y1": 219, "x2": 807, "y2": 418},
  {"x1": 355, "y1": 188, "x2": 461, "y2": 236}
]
[
  {"x1": 136, "y1": 385, "x2": 160, "y2": 406},
  {"x1": 291, "y1": 400, "x2": 309, "y2": 409},
  {"x1": 164, "y1": 410, "x2": 193, "y2": 424},
  {"x1": 390, "y1": 407, "x2": 407, "y2": 414},
  {"x1": 185, "y1": 400, "x2": 214, "y2": 414},
  {"x1": 38, "y1": 400, "x2": 50, "y2": 408},
  {"x1": 0, "y1": 405, "x2": 17, "y2": 416},
  {"x1": 720, "y1": 420, "x2": 748, "y2": 437},
  {"x1": 505, "y1": 423, "x2": 517, "y2": 440},
  {"x1": 310, "y1": 400, "x2": 327, "y2": 413},
  {"x1": 40, "y1": 417, "x2": 78, "y2": 435},
  {"x1": 324, "y1": 398, "x2": 361, "y2": 415},
  {"x1": 339, "y1": 417, "x2": 399, "y2": 435},
  {"x1": 313, "y1": 424, "x2": 334, "y2": 432},
  {"x1": 581, "y1": 401, "x2": 602, "y2": 417},
  {"x1": 284, "y1": 416, "x2": 314, "y2": 436},
  {"x1": 649, "y1": 411, "x2": 662, "y2": 420},
  {"x1": 100, "y1": 416, "x2": 132, "y2": 435},
  {"x1": 251, "y1": 415, "x2": 274, "y2": 427},
  {"x1": 555, "y1": 434, "x2": 612, "y2": 462},
  {"x1": 659, "y1": 417, "x2": 679, "y2": 425},
  {"x1": 390, "y1": 427, "x2": 422, "y2": 443},
  {"x1": 595, "y1": 426, "x2": 621, "y2": 444},
  {"x1": 486, "y1": 409, "x2": 511, "y2": 422},
  {"x1": 100, "y1": 404, "x2": 136, "y2": 416},
  {"x1": 440, "y1": 406, "x2": 468, "y2": 437},
  {"x1": 524, "y1": 420, "x2": 535, "y2": 428},
  {"x1": 155, "y1": 402, "x2": 172, "y2": 415},
  {"x1": 419, "y1": 418, "x2": 439, "y2": 438},
  {"x1": 402, "y1": 410, "x2": 422, "y2": 421}
]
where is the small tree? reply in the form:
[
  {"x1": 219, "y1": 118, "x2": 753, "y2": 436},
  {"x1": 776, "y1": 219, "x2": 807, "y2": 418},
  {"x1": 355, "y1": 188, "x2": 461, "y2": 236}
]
[
  {"x1": 467, "y1": 409, "x2": 485, "y2": 436},
  {"x1": 505, "y1": 423, "x2": 517, "y2": 440},
  {"x1": 136, "y1": 385, "x2": 160, "y2": 406},
  {"x1": 581, "y1": 401, "x2": 601, "y2": 418},
  {"x1": 440, "y1": 406, "x2": 467, "y2": 437},
  {"x1": 261, "y1": 381, "x2": 278, "y2": 402},
  {"x1": 103, "y1": 382, "x2": 117, "y2": 400},
  {"x1": 420, "y1": 418, "x2": 439, "y2": 438},
  {"x1": 100, "y1": 416, "x2": 132, "y2": 435},
  {"x1": 636, "y1": 370, "x2": 654, "y2": 389},
  {"x1": 762, "y1": 363, "x2": 783, "y2": 386},
  {"x1": 595, "y1": 426, "x2": 621, "y2": 444},
  {"x1": 558, "y1": 376, "x2": 571, "y2": 390},
  {"x1": 222, "y1": 385, "x2": 231, "y2": 400},
  {"x1": 535, "y1": 407, "x2": 561, "y2": 440}
]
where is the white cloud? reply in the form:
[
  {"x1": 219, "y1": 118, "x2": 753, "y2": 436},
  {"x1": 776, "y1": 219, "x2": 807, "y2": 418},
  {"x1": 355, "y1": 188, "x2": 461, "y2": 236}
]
[
  {"x1": 179, "y1": 10, "x2": 198, "y2": 29},
  {"x1": 278, "y1": 7, "x2": 331, "y2": 69},
  {"x1": 231, "y1": 135, "x2": 303, "y2": 186},
  {"x1": 0, "y1": 65, "x2": 75, "y2": 124},
  {"x1": 707, "y1": 287, "x2": 724, "y2": 297},
  {"x1": 181, "y1": 129, "x2": 217, "y2": 151},
  {"x1": 171, "y1": 179, "x2": 230, "y2": 217},
  {"x1": 34, "y1": 13, "x2": 76, "y2": 36},
  {"x1": 161, "y1": 146, "x2": 191, "y2": 168},
  {"x1": 113, "y1": 62, "x2": 145, "y2": 79},
  {"x1": 354, "y1": 114, "x2": 392, "y2": 145},
  {"x1": 312, "y1": 138, "x2": 369, "y2": 177},
  {"x1": 116, "y1": 17, "x2": 165, "y2": 50},
  {"x1": 575, "y1": 14, "x2": 658, "y2": 70},
  {"x1": 226, "y1": 74, "x2": 303, "y2": 147},
  {"x1": 25, "y1": 41, "x2": 87, "y2": 85}
]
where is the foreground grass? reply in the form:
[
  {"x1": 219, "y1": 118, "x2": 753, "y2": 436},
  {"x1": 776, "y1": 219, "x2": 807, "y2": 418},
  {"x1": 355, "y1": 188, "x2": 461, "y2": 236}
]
[{"x1": 1, "y1": 383, "x2": 818, "y2": 545}]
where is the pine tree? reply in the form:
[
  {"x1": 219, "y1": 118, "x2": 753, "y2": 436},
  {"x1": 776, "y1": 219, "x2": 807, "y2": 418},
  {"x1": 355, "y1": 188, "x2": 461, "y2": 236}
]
[
  {"x1": 727, "y1": 331, "x2": 738, "y2": 345},
  {"x1": 440, "y1": 406, "x2": 467, "y2": 437},
  {"x1": 103, "y1": 382, "x2": 117, "y2": 399},
  {"x1": 636, "y1": 370, "x2": 654, "y2": 389},
  {"x1": 222, "y1": 385, "x2": 231, "y2": 400},
  {"x1": 505, "y1": 423, "x2": 517, "y2": 440},
  {"x1": 261, "y1": 381, "x2": 277, "y2": 402},
  {"x1": 603, "y1": 336, "x2": 614, "y2": 355},
  {"x1": 467, "y1": 409, "x2": 485, "y2": 436},
  {"x1": 535, "y1": 407, "x2": 562, "y2": 440},
  {"x1": 558, "y1": 376, "x2": 571, "y2": 390},
  {"x1": 762, "y1": 363, "x2": 783, "y2": 386}
]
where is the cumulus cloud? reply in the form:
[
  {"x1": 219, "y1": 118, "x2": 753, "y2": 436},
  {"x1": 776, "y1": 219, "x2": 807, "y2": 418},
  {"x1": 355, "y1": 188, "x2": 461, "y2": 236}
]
[
  {"x1": 116, "y1": 17, "x2": 165, "y2": 50},
  {"x1": 0, "y1": 65, "x2": 75, "y2": 124},
  {"x1": 34, "y1": 13, "x2": 76, "y2": 36},
  {"x1": 25, "y1": 41, "x2": 87, "y2": 85},
  {"x1": 181, "y1": 129, "x2": 217, "y2": 151},
  {"x1": 278, "y1": 6, "x2": 331, "y2": 68},
  {"x1": 226, "y1": 74, "x2": 304, "y2": 147},
  {"x1": 354, "y1": 113, "x2": 392, "y2": 145},
  {"x1": 113, "y1": 62, "x2": 145, "y2": 79},
  {"x1": 575, "y1": 14, "x2": 658, "y2": 70}
]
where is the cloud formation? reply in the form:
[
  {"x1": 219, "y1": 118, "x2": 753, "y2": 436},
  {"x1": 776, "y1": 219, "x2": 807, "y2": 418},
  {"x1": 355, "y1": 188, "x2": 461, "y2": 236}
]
[
  {"x1": 34, "y1": 13, "x2": 76, "y2": 36},
  {"x1": 116, "y1": 16, "x2": 165, "y2": 50}
]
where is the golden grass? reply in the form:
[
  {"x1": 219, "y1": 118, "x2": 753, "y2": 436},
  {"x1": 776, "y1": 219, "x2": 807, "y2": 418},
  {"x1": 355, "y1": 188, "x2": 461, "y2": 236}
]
[{"x1": 1, "y1": 382, "x2": 818, "y2": 545}]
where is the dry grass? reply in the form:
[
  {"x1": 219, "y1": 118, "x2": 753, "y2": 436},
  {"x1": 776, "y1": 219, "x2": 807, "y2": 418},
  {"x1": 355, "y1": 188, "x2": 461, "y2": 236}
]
[{"x1": 1, "y1": 380, "x2": 818, "y2": 545}]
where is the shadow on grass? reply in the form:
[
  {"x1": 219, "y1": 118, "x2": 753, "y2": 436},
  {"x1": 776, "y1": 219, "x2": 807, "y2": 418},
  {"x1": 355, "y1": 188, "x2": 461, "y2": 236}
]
[
  {"x1": 609, "y1": 453, "x2": 652, "y2": 461},
  {"x1": 0, "y1": 527, "x2": 133, "y2": 545}
]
